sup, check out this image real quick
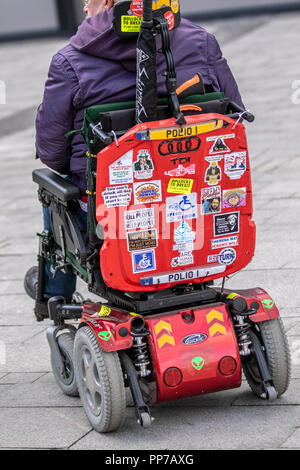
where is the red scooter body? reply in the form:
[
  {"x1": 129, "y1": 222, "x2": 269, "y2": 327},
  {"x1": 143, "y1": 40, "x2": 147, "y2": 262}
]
[{"x1": 80, "y1": 288, "x2": 279, "y2": 404}]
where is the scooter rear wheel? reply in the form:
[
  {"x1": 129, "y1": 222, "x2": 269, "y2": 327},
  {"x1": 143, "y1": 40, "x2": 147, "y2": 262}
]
[
  {"x1": 74, "y1": 326, "x2": 126, "y2": 433},
  {"x1": 243, "y1": 318, "x2": 291, "y2": 398}
]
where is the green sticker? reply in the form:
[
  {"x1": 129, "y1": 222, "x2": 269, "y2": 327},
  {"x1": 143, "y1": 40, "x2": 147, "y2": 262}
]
[
  {"x1": 262, "y1": 299, "x2": 275, "y2": 309},
  {"x1": 191, "y1": 356, "x2": 205, "y2": 371},
  {"x1": 98, "y1": 331, "x2": 112, "y2": 341}
]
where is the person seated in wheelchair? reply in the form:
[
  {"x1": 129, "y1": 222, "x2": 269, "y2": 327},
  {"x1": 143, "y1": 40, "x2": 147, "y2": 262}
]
[{"x1": 25, "y1": 0, "x2": 244, "y2": 304}]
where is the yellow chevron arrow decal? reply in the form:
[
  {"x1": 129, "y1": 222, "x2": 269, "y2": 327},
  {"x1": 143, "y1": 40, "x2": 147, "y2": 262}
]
[
  {"x1": 209, "y1": 323, "x2": 226, "y2": 337},
  {"x1": 158, "y1": 333, "x2": 175, "y2": 348},
  {"x1": 154, "y1": 320, "x2": 173, "y2": 335},
  {"x1": 206, "y1": 310, "x2": 224, "y2": 324}
]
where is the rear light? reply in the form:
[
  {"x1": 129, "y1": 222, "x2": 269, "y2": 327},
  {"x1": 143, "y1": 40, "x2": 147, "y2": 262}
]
[
  {"x1": 163, "y1": 367, "x2": 183, "y2": 387},
  {"x1": 218, "y1": 356, "x2": 237, "y2": 376}
]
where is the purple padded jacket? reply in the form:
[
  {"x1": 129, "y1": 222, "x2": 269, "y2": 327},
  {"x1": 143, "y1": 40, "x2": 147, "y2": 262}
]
[{"x1": 36, "y1": 9, "x2": 243, "y2": 194}]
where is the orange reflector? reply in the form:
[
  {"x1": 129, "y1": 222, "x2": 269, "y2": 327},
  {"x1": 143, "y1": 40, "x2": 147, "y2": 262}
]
[
  {"x1": 218, "y1": 357, "x2": 237, "y2": 376},
  {"x1": 163, "y1": 367, "x2": 183, "y2": 387}
]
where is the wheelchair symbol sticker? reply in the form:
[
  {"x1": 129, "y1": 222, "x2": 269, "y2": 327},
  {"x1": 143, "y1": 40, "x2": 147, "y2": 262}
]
[
  {"x1": 132, "y1": 250, "x2": 156, "y2": 274},
  {"x1": 166, "y1": 193, "x2": 197, "y2": 223}
]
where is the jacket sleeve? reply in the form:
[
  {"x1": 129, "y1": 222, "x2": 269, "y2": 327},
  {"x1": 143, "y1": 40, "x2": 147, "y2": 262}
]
[
  {"x1": 207, "y1": 33, "x2": 244, "y2": 109},
  {"x1": 36, "y1": 53, "x2": 80, "y2": 174}
]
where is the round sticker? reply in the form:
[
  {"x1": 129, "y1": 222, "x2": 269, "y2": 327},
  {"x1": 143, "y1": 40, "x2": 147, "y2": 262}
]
[
  {"x1": 164, "y1": 11, "x2": 175, "y2": 30},
  {"x1": 130, "y1": 0, "x2": 143, "y2": 17},
  {"x1": 218, "y1": 248, "x2": 236, "y2": 266},
  {"x1": 171, "y1": 0, "x2": 179, "y2": 14}
]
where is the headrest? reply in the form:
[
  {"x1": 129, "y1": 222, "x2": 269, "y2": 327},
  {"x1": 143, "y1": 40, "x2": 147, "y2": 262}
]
[{"x1": 113, "y1": 0, "x2": 181, "y2": 38}]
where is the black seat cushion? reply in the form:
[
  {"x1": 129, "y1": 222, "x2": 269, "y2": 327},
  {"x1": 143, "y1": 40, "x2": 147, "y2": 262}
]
[{"x1": 32, "y1": 169, "x2": 81, "y2": 202}]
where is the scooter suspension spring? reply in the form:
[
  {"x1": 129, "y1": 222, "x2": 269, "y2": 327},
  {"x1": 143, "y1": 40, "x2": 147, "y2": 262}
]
[
  {"x1": 131, "y1": 332, "x2": 151, "y2": 378},
  {"x1": 234, "y1": 315, "x2": 252, "y2": 357}
]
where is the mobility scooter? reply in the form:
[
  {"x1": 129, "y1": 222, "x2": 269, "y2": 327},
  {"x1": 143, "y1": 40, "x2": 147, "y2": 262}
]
[{"x1": 25, "y1": 0, "x2": 291, "y2": 432}]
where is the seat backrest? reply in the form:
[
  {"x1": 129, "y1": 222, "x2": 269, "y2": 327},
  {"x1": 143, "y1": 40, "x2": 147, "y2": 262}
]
[
  {"x1": 94, "y1": 111, "x2": 255, "y2": 293},
  {"x1": 82, "y1": 93, "x2": 228, "y2": 153}
]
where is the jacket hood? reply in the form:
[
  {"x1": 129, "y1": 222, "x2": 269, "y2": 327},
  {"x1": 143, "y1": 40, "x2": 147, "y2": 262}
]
[{"x1": 70, "y1": 9, "x2": 137, "y2": 72}]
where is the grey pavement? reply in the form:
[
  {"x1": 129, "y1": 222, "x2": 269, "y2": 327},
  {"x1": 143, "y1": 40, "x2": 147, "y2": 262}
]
[{"x1": 0, "y1": 12, "x2": 300, "y2": 450}]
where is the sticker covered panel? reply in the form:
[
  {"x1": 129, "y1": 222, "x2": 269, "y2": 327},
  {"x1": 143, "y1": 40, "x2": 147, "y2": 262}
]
[{"x1": 96, "y1": 113, "x2": 256, "y2": 292}]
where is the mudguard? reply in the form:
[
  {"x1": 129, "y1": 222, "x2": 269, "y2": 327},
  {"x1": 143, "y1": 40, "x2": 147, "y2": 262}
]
[
  {"x1": 80, "y1": 302, "x2": 141, "y2": 352},
  {"x1": 223, "y1": 288, "x2": 280, "y2": 323}
]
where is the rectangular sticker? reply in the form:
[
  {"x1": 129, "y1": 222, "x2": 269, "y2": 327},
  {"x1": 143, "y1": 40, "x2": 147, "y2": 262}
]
[
  {"x1": 167, "y1": 178, "x2": 194, "y2": 195},
  {"x1": 133, "y1": 180, "x2": 162, "y2": 205},
  {"x1": 124, "y1": 208, "x2": 155, "y2": 231},
  {"x1": 223, "y1": 187, "x2": 246, "y2": 209},
  {"x1": 102, "y1": 185, "x2": 132, "y2": 208},
  {"x1": 214, "y1": 212, "x2": 240, "y2": 237},
  {"x1": 166, "y1": 193, "x2": 197, "y2": 223},
  {"x1": 207, "y1": 134, "x2": 235, "y2": 154},
  {"x1": 211, "y1": 235, "x2": 239, "y2": 250},
  {"x1": 132, "y1": 250, "x2": 156, "y2": 274},
  {"x1": 127, "y1": 229, "x2": 158, "y2": 252},
  {"x1": 140, "y1": 264, "x2": 226, "y2": 286},
  {"x1": 109, "y1": 150, "x2": 133, "y2": 185},
  {"x1": 149, "y1": 120, "x2": 223, "y2": 140},
  {"x1": 121, "y1": 15, "x2": 142, "y2": 33},
  {"x1": 201, "y1": 186, "x2": 221, "y2": 215},
  {"x1": 224, "y1": 152, "x2": 247, "y2": 180}
]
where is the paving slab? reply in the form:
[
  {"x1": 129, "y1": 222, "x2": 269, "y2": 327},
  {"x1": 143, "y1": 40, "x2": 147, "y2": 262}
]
[
  {"x1": 0, "y1": 407, "x2": 91, "y2": 449},
  {"x1": 69, "y1": 405, "x2": 300, "y2": 450},
  {"x1": 281, "y1": 428, "x2": 300, "y2": 449},
  {"x1": 0, "y1": 372, "x2": 81, "y2": 408}
]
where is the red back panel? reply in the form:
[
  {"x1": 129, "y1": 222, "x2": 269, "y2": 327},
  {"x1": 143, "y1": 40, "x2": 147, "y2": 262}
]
[{"x1": 96, "y1": 113, "x2": 256, "y2": 292}]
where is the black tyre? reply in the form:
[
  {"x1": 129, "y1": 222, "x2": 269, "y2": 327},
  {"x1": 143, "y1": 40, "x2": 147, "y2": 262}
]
[
  {"x1": 74, "y1": 326, "x2": 126, "y2": 433},
  {"x1": 51, "y1": 332, "x2": 79, "y2": 397},
  {"x1": 243, "y1": 318, "x2": 291, "y2": 398}
]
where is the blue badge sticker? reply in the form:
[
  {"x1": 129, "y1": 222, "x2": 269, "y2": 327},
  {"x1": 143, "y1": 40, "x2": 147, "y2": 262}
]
[{"x1": 132, "y1": 250, "x2": 156, "y2": 274}]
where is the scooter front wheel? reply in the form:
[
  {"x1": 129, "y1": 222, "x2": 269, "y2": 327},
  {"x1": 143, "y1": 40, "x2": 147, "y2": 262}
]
[
  {"x1": 243, "y1": 318, "x2": 291, "y2": 398},
  {"x1": 74, "y1": 326, "x2": 126, "y2": 433},
  {"x1": 51, "y1": 332, "x2": 79, "y2": 397}
]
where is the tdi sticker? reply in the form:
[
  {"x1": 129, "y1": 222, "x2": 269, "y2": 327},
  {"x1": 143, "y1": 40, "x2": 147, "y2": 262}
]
[
  {"x1": 167, "y1": 178, "x2": 194, "y2": 195},
  {"x1": 127, "y1": 229, "x2": 158, "y2": 252},
  {"x1": 201, "y1": 186, "x2": 221, "y2": 215},
  {"x1": 224, "y1": 152, "x2": 247, "y2": 180},
  {"x1": 211, "y1": 235, "x2": 239, "y2": 250},
  {"x1": 133, "y1": 149, "x2": 154, "y2": 180},
  {"x1": 166, "y1": 193, "x2": 197, "y2": 223},
  {"x1": 124, "y1": 208, "x2": 155, "y2": 231},
  {"x1": 133, "y1": 180, "x2": 162, "y2": 205},
  {"x1": 132, "y1": 250, "x2": 156, "y2": 274},
  {"x1": 214, "y1": 212, "x2": 240, "y2": 237},
  {"x1": 165, "y1": 164, "x2": 195, "y2": 177},
  {"x1": 102, "y1": 185, "x2": 132, "y2": 208},
  {"x1": 223, "y1": 187, "x2": 246, "y2": 209},
  {"x1": 207, "y1": 134, "x2": 235, "y2": 154},
  {"x1": 109, "y1": 150, "x2": 133, "y2": 185}
]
